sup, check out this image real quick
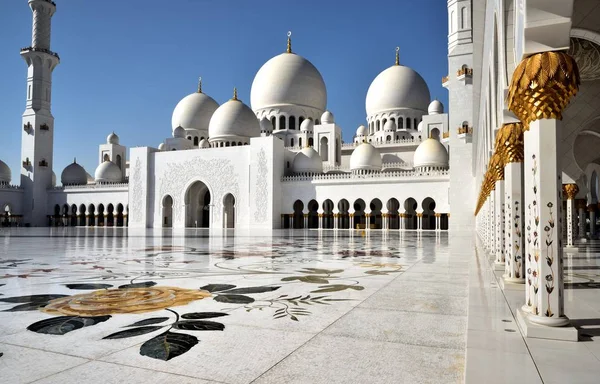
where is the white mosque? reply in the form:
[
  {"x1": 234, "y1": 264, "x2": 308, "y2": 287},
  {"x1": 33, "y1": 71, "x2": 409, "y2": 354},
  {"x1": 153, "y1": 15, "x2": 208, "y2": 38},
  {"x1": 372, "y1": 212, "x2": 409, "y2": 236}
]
[{"x1": 0, "y1": 0, "x2": 472, "y2": 231}]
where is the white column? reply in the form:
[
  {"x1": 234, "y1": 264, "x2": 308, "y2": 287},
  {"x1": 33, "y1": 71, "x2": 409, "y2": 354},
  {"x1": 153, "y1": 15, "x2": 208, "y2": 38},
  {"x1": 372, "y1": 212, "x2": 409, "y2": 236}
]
[
  {"x1": 399, "y1": 214, "x2": 404, "y2": 230},
  {"x1": 349, "y1": 212, "x2": 355, "y2": 230},
  {"x1": 416, "y1": 213, "x2": 422, "y2": 231},
  {"x1": 365, "y1": 211, "x2": 371, "y2": 230},
  {"x1": 526, "y1": 119, "x2": 568, "y2": 326},
  {"x1": 504, "y1": 161, "x2": 525, "y2": 283},
  {"x1": 304, "y1": 213, "x2": 309, "y2": 230},
  {"x1": 578, "y1": 203, "x2": 586, "y2": 239},
  {"x1": 589, "y1": 206, "x2": 596, "y2": 239},
  {"x1": 495, "y1": 181, "x2": 505, "y2": 266}
]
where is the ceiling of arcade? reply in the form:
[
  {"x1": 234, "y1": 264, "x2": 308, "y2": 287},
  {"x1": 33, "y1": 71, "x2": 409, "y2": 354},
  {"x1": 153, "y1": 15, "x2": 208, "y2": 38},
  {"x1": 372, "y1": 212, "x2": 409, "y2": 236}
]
[{"x1": 559, "y1": 0, "x2": 600, "y2": 184}]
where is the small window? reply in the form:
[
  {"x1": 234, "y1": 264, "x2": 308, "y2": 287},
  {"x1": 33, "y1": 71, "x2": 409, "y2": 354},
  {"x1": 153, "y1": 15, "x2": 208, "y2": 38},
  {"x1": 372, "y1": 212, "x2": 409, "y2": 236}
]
[
  {"x1": 194, "y1": 137, "x2": 199, "y2": 146},
  {"x1": 407, "y1": 119, "x2": 411, "y2": 129},
  {"x1": 287, "y1": 161, "x2": 290, "y2": 168},
  {"x1": 289, "y1": 116, "x2": 296, "y2": 130},
  {"x1": 28, "y1": 85, "x2": 31, "y2": 99},
  {"x1": 299, "y1": 138, "x2": 302, "y2": 147},
  {"x1": 290, "y1": 138, "x2": 295, "y2": 147},
  {"x1": 280, "y1": 116, "x2": 286, "y2": 130}
]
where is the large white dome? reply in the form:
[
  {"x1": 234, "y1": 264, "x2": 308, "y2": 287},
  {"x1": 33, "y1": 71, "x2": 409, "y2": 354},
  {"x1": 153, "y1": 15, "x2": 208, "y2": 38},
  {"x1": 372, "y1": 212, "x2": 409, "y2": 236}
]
[
  {"x1": 61, "y1": 160, "x2": 87, "y2": 186},
  {"x1": 94, "y1": 161, "x2": 122, "y2": 184},
  {"x1": 171, "y1": 91, "x2": 219, "y2": 132},
  {"x1": 414, "y1": 138, "x2": 449, "y2": 169},
  {"x1": 292, "y1": 147, "x2": 323, "y2": 174},
  {"x1": 0, "y1": 159, "x2": 11, "y2": 184},
  {"x1": 366, "y1": 65, "x2": 430, "y2": 116},
  {"x1": 350, "y1": 143, "x2": 382, "y2": 171},
  {"x1": 208, "y1": 98, "x2": 261, "y2": 140},
  {"x1": 251, "y1": 52, "x2": 327, "y2": 112}
]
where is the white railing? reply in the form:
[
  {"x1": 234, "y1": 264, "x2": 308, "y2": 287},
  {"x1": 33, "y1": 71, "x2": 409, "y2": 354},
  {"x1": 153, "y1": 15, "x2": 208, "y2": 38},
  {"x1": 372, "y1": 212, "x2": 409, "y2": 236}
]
[
  {"x1": 282, "y1": 169, "x2": 449, "y2": 182},
  {"x1": 323, "y1": 162, "x2": 414, "y2": 172},
  {"x1": 50, "y1": 182, "x2": 129, "y2": 191},
  {"x1": 0, "y1": 184, "x2": 23, "y2": 190},
  {"x1": 342, "y1": 137, "x2": 422, "y2": 148}
]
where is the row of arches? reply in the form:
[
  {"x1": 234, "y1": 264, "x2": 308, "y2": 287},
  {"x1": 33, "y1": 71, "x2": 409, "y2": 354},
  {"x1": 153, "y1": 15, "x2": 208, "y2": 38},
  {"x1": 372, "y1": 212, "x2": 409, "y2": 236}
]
[
  {"x1": 160, "y1": 180, "x2": 236, "y2": 229},
  {"x1": 270, "y1": 115, "x2": 321, "y2": 131},
  {"x1": 49, "y1": 203, "x2": 128, "y2": 227},
  {"x1": 283, "y1": 197, "x2": 448, "y2": 230},
  {"x1": 368, "y1": 117, "x2": 421, "y2": 134}
]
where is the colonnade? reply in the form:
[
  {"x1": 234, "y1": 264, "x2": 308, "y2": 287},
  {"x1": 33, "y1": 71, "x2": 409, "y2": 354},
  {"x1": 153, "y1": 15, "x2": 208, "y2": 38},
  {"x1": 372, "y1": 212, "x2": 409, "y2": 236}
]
[
  {"x1": 475, "y1": 50, "x2": 581, "y2": 330},
  {"x1": 49, "y1": 203, "x2": 128, "y2": 227}
]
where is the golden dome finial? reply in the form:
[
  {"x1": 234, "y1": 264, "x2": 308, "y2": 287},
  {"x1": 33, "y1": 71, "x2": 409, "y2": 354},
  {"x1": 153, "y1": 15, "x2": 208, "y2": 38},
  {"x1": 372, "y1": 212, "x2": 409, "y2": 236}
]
[
  {"x1": 197, "y1": 76, "x2": 202, "y2": 93},
  {"x1": 395, "y1": 47, "x2": 400, "y2": 66},
  {"x1": 287, "y1": 31, "x2": 292, "y2": 53},
  {"x1": 232, "y1": 87, "x2": 238, "y2": 101}
]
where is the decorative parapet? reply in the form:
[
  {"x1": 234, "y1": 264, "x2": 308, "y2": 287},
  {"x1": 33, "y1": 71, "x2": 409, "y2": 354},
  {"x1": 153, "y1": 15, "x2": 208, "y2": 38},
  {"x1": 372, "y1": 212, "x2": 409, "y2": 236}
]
[
  {"x1": 20, "y1": 46, "x2": 60, "y2": 60},
  {"x1": 0, "y1": 184, "x2": 24, "y2": 190},
  {"x1": 457, "y1": 67, "x2": 473, "y2": 77},
  {"x1": 442, "y1": 76, "x2": 450, "y2": 87},
  {"x1": 341, "y1": 137, "x2": 422, "y2": 149},
  {"x1": 442, "y1": 132, "x2": 450, "y2": 138},
  {"x1": 282, "y1": 169, "x2": 449, "y2": 182},
  {"x1": 50, "y1": 182, "x2": 129, "y2": 191},
  {"x1": 322, "y1": 162, "x2": 414, "y2": 173}
]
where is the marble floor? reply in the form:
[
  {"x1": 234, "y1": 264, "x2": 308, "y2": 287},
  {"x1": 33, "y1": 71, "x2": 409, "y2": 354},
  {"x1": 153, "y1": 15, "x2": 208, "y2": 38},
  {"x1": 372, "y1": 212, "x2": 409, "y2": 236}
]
[{"x1": 0, "y1": 228, "x2": 469, "y2": 384}]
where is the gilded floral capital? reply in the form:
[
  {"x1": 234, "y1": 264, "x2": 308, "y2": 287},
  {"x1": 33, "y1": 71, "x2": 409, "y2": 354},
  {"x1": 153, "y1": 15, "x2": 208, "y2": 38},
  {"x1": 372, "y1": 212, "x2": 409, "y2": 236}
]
[
  {"x1": 562, "y1": 184, "x2": 579, "y2": 200},
  {"x1": 507, "y1": 51, "x2": 580, "y2": 129}
]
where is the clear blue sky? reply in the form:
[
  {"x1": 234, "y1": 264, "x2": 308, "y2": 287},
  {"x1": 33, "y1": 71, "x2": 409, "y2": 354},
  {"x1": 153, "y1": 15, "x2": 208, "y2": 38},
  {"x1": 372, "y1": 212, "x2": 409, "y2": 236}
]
[{"x1": 0, "y1": 0, "x2": 448, "y2": 180}]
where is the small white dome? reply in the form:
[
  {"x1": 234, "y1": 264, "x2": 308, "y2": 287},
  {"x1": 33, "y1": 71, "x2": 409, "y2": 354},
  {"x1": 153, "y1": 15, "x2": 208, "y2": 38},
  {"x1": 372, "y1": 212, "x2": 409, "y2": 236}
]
[
  {"x1": 251, "y1": 52, "x2": 327, "y2": 112},
  {"x1": 350, "y1": 142, "x2": 382, "y2": 171},
  {"x1": 321, "y1": 110, "x2": 334, "y2": 124},
  {"x1": 107, "y1": 132, "x2": 119, "y2": 145},
  {"x1": 428, "y1": 100, "x2": 444, "y2": 115},
  {"x1": 414, "y1": 138, "x2": 449, "y2": 169},
  {"x1": 417, "y1": 121, "x2": 424, "y2": 132},
  {"x1": 383, "y1": 120, "x2": 397, "y2": 132},
  {"x1": 0, "y1": 159, "x2": 11, "y2": 184},
  {"x1": 173, "y1": 126, "x2": 185, "y2": 138},
  {"x1": 208, "y1": 98, "x2": 260, "y2": 141},
  {"x1": 199, "y1": 139, "x2": 210, "y2": 148},
  {"x1": 366, "y1": 65, "x2": 430, "y2": 117},
  {"x1": 292, "y1": 147, "x2": 323, "y2": 174},
  {"x1": 94, "y1": 161, "x2": 122, "y2": 183},
  {"x1": 158, "y1": 143, "x2": 166, "y2": 151},
  {"x1": 61, "y1": 160, "x2": 87, "y2": 186},
  {"x1": 356, "y1": 125, "x2": 367, "y2": 136},
  {"x1": 300, "y1": 118, "x2": 314, "y2": 132},
  {"x1": 260, "y1": 117, "x2": 273, "y2": 132},
  {"x1": 171, "y1": 91, "x2": 219, "y2": 132}
]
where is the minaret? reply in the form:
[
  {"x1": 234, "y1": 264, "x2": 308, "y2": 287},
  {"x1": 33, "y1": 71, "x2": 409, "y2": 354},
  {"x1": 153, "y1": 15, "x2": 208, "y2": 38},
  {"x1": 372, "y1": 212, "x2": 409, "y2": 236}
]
[
  {"x1": 20, "y1": 0, "x2": 60, "y2": 226},
  {"x1": 446, "y1": 0, "x2": 475, "y2": 231}
]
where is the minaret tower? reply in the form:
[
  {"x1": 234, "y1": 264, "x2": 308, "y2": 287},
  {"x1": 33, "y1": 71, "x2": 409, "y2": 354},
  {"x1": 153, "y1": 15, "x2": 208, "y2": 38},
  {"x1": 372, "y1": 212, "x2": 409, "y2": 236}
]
[
  {"x1": 446, "y1": 0, "x2": 475, "y2": 231},
  {"x1": 20, "y1": 0, "x2": 60, "y2": 226}
]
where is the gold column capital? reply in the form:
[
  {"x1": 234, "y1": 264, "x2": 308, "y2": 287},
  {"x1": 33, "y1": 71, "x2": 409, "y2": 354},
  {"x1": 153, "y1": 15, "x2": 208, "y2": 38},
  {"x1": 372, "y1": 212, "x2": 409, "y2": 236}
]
[
  {"x1": 507, "y1": 51, "x2": 580, "y2": 129},
  {"x1": 562, "y1": 183, "x2": 579, "y2": 200}
]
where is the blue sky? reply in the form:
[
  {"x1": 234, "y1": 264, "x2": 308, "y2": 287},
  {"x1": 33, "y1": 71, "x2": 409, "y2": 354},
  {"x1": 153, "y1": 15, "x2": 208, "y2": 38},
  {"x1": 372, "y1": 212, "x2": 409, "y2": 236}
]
[{"x1": 0, "y1": 0, "x2": 448, "y2": 179}]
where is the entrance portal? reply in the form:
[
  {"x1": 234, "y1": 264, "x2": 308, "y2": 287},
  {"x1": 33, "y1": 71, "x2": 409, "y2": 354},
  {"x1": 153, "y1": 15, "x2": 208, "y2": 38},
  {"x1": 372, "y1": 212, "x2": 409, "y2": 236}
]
[{"x1": 185, "y1": 181, "x2": 211, "y2": 227}]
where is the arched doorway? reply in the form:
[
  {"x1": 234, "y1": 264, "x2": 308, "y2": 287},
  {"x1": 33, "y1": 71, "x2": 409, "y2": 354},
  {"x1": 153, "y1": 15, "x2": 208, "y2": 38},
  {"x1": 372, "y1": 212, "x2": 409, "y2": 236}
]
[
  {"x1": 185, "y1": 181, "x2": 211, "y2": 228},
  {"x1": 386, "y1": 198, "x2": 400, "y2": 229},
  {"x1": 88, "y1": 204, "x2": 95, "y2": 226},
  {"x1": 353, "y1": 199, "x2": 366, "y2": 229},
  {"x1": 369, "y1": 199, "x2": 383, "y2": 229},
  {"x1": 307, "y1": 200, "x2": 319, "y2": 229},
  {"x1": 422, "y1": 197, "x2": 436, "y2": 230},
  {"x1": 162, "y1": 195, "x2": 173, "y2": 228},
  {"x1": 78, "y1": 204, "x2": 86, "y2": 226},
  {"x1": 322, "y1": 199, "x2": 334, "y2": 229},
  {"x1": 320, "y1": 137, "x2": 329, "y2": 161},
  {"x1": 98, "y1": 204, "x2": 105, "y2": 226},
  {"x1": 70, "y1": 205, "x2": 77, "y2": 226},
  {"x1": 223, "y1": 193, "x2": 235, "y2": 228},
  {"x1": 107, "y1": 204, "x2": 115, "y2": 227},
  {"x1": 293, "y1": 200, "x2": 304, "y2": 229},
  {"x1": 116, "y1": 204, "x2": 124, "y2": 227},
  {"x1": 337, "y1": 199, "x2": 350, "y2": 229},
  {"x1": 404, "y1": 198, "x2": 418, "y2": 229}
]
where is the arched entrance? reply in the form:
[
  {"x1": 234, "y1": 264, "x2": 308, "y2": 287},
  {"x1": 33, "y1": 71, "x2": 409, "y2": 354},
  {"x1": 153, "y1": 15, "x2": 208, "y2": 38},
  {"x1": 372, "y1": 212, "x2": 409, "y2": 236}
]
[
  {"x1": 107, "y1": 204, "x2": 115, "y2": 227},
  {"x1": 98, "y1": 204, "x2": 105, "y2": 226},
  {"x1": 320, "y1": 137, "x2": 329, "y2": 161},
  {"x1": 293, "y1": 200, "x2": 304, "y2": 229},
  {"x1": 337, "y1": 199, "x2": 350, "y2": 229},
  {"x1": 369, "y1": 198, "x2": 383, "y2": 229},
  {"x1": 307, "y1": 200, "x2": 319, "y2": 229},
  {"x1": 88, "y1": 204, "x2": 95, "y2": 226},
  {"x1": 322, "y1": 199, "x2": 334, "y2": 229},
  {"x1": 404, "y1": 198, "x2": 418, "y2": 229},
  {"x1": 223, "y1": 193, "x2": 235, "y2": 228},
  {"x1": 185, "y1": 181, "x2": 211, "y2": 228},
  {"x1": 386, "y1": 198, "x2": 400, "y2": 229},
  {"x1": 162, "y1": 195, "x2": 173, "y2": 228},
  {"x1": 422, "y1": 197, "x2": 436, "y2": 230},
  {"x1": 78, "y1": 204, "x2": 86, "y2": 226},
  {"x1": 353, "y1": 199, "x2": 366, "y2": 229},
  {"x1": 116, "y1": 204, "x2": 124, "y2": 227}
]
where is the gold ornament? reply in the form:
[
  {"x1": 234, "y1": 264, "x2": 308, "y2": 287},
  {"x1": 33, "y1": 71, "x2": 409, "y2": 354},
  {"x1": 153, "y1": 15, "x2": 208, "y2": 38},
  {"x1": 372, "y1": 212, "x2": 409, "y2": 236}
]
[
  {"x1": 562, "y1": 184, "x2": 579, "y2": 200},
  {"x1": 507, "y1": 51, "x2": 580, "y2": 129}
]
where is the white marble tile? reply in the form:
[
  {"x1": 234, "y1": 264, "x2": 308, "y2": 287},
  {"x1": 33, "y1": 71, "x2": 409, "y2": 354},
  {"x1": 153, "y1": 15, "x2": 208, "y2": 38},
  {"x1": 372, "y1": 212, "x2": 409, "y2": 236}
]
[
  {"x1": 33, "y1": 361, "x2": 217, "y2": 384},
  {"x1": 323, "y1": 307, "x2": 466, "y2": 350},
  {"x1": 464, "y1": 348, "x2": 542, "y2": 384},
  {"x1": 100, "y1": 325, "x2": 315, "y2": 384},
  {"x1": 254, "y1": 334, "x2": 465, "y2": 384},
  {"x1": 0, "y1": 343, "x2": 88, "y2": 384},
  {"x1": 359, "y1": 287, "x2": 468, "y2": 316}
]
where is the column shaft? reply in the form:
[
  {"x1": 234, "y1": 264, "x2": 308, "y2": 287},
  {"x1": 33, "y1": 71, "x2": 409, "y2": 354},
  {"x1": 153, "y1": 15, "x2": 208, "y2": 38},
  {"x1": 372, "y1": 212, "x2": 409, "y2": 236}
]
[
  {"x1": 504, "y1": 162, "x2": 525, "y2": 283},
  {"x1": 495, "y1": 182, "x2": 505, "y2": 265}
]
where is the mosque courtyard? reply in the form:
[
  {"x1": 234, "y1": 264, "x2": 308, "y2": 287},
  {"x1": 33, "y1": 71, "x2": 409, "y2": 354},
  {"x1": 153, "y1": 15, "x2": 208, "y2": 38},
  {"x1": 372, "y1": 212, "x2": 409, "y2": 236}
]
[{"x1": 0, "y1": 228, "x2": 599, "y2": 383}]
